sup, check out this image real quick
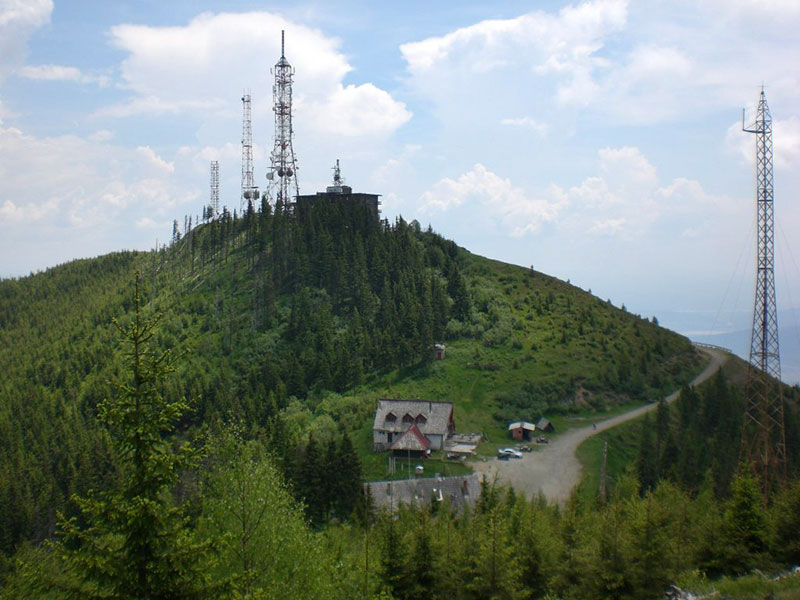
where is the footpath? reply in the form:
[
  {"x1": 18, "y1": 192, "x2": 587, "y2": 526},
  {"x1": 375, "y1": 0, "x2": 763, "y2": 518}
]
[{"x1": 472, "y1": 347, "x2": 729, "y2": 503}]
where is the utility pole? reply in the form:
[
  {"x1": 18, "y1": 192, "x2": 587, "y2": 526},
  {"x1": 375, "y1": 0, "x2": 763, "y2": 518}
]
[
  {"x1": 741, "y1": 87, "x2": 787, "y2": 502},
  {"x1": 599, "y1": 440, "x2": 608, "y2": 503}
]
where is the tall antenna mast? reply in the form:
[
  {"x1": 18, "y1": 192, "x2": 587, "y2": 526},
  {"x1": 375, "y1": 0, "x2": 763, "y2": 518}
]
[
  {"x1": 265, "y1": 30, "x2": 299, "y2": 207},
  {"x1": 210, "y1": 160, "x2": 219, "y2": 218},
  {"x1": 241, "y1": 92, "x2": 259, "y2": 213},
  {"x1": 741, "y1": 87, "x2": 787, "y2": 501}
]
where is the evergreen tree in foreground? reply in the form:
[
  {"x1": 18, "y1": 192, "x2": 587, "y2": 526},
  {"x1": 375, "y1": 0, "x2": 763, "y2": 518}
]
[{"x1": 52, "y1": 273, "x2": 226, "y2": 599}]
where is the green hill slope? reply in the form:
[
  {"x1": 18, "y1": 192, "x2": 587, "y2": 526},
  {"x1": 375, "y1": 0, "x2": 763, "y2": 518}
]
[{"x1": 0, "y1": 200, "x2": 703, "y2": 553}]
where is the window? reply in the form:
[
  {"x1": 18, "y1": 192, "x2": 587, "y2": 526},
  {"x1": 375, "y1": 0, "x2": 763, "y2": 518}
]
[
  {"x1": 402, "y1": 413, "x2": 414, "y2": 425},
  {"x1": 415, "y1": 414, "x2": 427, "y2": 425}
]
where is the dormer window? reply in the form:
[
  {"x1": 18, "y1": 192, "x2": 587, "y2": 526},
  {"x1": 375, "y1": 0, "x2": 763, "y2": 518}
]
[
  {"x1": 402, "y1": 413, "x2": 414, "y2": 425},
  {"x1": 415, "y1": 414, "x2": 427, "y2": 425},
  {"x1": 385, "y1": 412, "x2": 396, "y2": 423}
]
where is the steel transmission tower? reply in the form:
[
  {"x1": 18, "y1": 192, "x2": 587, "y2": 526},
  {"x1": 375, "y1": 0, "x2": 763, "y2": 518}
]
[
  {"x1": 210, "y1": 160, "x2": 219, "y2": 218},
  {"x1": 741, "y1": 88, "x2": 787, "y2": 500},
  {"x1": 241, "y1": 92, "x2": 260, "y2": 213},
  {"x1": 265, "y1": 30, "x2": 299, "y2": 207}
]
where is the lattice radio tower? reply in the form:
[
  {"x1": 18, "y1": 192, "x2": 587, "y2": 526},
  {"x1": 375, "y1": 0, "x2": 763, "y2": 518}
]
[
  {"x1": 241, "y1": 92, "x2": 260, "y2": 213},
  {"x1": 265, "y1": 30, "x2": 299, "y2": 207},
  {"x1": 741, "y1": 88, "x2": 787, "y2": 501},
  {"x1": 210, "y1": 160, "x2": 219, "y2": 218}
]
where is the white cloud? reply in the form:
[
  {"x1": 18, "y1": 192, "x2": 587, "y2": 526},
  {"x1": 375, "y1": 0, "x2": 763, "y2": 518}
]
[
  {"x1": 399, "y1": 0, "x2": 800, "y2": 128},
  {"x1": 87, "y1": 129, "x2": 114, "y2": 142},
  {"x1": 401, "y1": 0, "x2": 627, "y2": 108},
  {"x1": 419, "y1": 147, "x2": 735, "y2": 241},
  {"x1": 706, "y1": 0, "x2": 800, "y2": 18},
  {"x1": 105, "y1": 11, "x2": 409, "y2": 137},
  {"x1": 305, "y1": 83, "x2": 411, "y2": 137},
  {"x1": 17, "y1": 64, "x2": 109, "y2": 86},
  {"x1": 419, "y1": 163, "x2": 566, "y2": 235},
  {"x1": 134, "y1": 215, "x2": 173, "y2": 230},
  {"x1": 0, "y1": 0, "x2": 52, "y2": 82},
  {"x1": 589, "y1": 217, "x2": 625, "y2": 234},
  {"x1": 98, "y1": 95, "x2": 226, "y2": 118},
  {"x1": 500, "y1": 116, "x2": 548, "y2": 136},
  {"x1": 0, "y1": 98, "x2": 15, "y2": 123},
  {"x1": 775, "y1": 117, "x2": 800, "y2": 170},
  {"x1": 0, "y1": 124, "x2": 190, "y2": 228},
  {"x1": 136, "y1": 145, "x2": 175, "y2": 173},
  {"x1": 598, "y1": 146, "x2": 658, "y2": 195}
]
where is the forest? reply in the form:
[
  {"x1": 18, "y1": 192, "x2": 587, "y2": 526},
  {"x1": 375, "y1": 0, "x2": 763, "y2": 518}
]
[{"x1": 1, "y1": 199, "x2": 799, "y2": 598}]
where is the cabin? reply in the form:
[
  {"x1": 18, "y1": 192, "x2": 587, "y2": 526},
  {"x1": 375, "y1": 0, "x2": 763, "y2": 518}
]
[
  {"x1": 536, "y1": 417, "x2": 555, "y2": 433},
  {"x1": 373, "y1": 399, "x2": 455, "y2": 452},
  {"x1": 507, "y1": 421, "x2": 536, "y2": 441}
]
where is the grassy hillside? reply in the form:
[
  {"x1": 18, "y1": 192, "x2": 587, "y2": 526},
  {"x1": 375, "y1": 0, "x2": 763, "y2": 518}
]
[
  {"x1": 576, "y1": 353, "x2": 800, "y2": 502},
  {"x1": 0, "y1": 201, "x2": 703, "y2": 553}
]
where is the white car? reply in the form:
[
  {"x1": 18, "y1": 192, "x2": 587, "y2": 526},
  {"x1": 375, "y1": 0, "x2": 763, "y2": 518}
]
[{"x1": 497, "y1": 447, "x2": 523, "y2": 459}]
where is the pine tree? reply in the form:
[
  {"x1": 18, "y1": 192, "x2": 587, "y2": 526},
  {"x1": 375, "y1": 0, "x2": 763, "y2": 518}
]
[
  {"x1": 334, "y1": 433, "x2": 363, "y2": 520},
  {"x1": 722, "y1": 469, "x2": 768, "y2": 574},
  {"x1": 636, "y1": 416, "x2": 659, "y2": 493},
  {"x1": 297, "y1": 433, "x2": 325, "y2": 527},
  {"x1": 409, "y1": 512, "x2": 436, "y2": 596},
  {"x1": 377, "y1": 513, "x2": 411, "y2": 599},
  {"x1": 772, "y1": 479, "x2": 800, "y2": 564},
  {"x1": 52, "y1": 273, "x2": 225, "y2": 599}
]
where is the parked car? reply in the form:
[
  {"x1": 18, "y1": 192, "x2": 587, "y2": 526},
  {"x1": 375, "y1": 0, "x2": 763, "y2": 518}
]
[
  {"x1": 497, "y1": 447, "x2": 523, "y2": 459},
  {"x1": 536, "y1": 436, "x2": 549, "y2": 444},
  {"x1": 516, "y1": 444, "x2": 532, "y2": 452}
]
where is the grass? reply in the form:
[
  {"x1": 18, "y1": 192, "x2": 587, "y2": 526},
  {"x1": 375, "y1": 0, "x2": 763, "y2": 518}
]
[
  {"x1": 674, "y1": 569, "x2": 800, "y2": 600},
  {"x1": 574, "y1": 418, "x2": 643, "y2": 502},
  {"x1": 332, "y1": 250, "x2": 705, "y2": 484},
  {"x1": 547, "y1": 398, "x2": 649, "y2": 434}
]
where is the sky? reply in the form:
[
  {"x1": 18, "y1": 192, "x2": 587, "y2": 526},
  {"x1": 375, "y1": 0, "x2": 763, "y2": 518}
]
[{"x1": 2, "y1": 0, "x2": 800, "y2": 380}]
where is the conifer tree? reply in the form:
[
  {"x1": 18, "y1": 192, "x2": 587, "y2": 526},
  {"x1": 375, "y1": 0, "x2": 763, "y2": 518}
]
[
  {"x1": 636, "y1": 416, "x2": 658, "y2": 493},
  {"x1": 721, "y1": 469, "x2": 768, "y2": 574},
  {"x1": 334, "y1": 433, "x2": 363, "y2": 520},
  {"x1": 52, "y1": 273, "x2": 224, "y2": 599},
  {"x1": 377, "y1": 513, "x2": 410, "y2": 599},
  {"x1": 297, "y1": 433, "x2": 325, "y2": 527}
]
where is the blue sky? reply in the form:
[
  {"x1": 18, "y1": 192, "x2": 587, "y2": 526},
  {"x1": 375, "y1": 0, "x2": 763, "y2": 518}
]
[{"x1": 2, "y1": 0, "x2": 800, "y2": 379}]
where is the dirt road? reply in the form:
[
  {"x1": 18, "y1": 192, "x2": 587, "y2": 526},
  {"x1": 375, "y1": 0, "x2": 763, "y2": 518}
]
[{"x1": 472, "y1": 347, "x2": 728, "y2": 504}]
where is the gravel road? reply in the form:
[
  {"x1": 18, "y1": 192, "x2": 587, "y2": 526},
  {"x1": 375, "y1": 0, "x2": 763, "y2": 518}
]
[{"x1": 472, "y1": 347, "x2": 728, "y2": 504}]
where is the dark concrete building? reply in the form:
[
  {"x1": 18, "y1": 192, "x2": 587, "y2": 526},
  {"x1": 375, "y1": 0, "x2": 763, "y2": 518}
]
[{"x1": 295, "y1": 159, "x2": 380, "y2": 218}]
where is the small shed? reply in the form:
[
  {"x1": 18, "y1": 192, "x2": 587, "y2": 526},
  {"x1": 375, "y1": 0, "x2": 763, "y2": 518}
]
[
  {"x1": 507, "y1": 421, "x2": 536, "y2": 441},
  {"x1": 536, "y1": 417, "x2": 555, "y2": 433}
]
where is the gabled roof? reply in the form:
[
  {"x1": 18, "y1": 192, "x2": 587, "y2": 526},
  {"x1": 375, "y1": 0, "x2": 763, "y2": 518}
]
[
  {"x1": 365, "y1": 474, "x2": 481, "y2": 511},
  {"x1": 537, "y1": 417, "x2": 553, "y2": 430},
  {"x1": 507, "y1": 421, "x2": 536, "y2": 431},
  {"x1": 390, "y1": 424, "x2": 430, "y2": 452},
  {"x1": 373, "y1": 399, "x2": 453, "y2": 435}
]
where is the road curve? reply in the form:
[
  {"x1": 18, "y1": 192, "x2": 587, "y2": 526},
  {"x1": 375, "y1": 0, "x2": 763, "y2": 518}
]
[{"x1": 472, "y1": 347, "x2": 729, "y2": 504}]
